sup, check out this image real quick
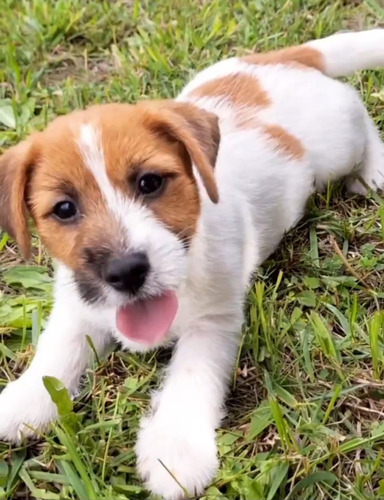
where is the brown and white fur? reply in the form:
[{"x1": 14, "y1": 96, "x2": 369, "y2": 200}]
[{"x1": 0, "y1": 29, "x2": 383, "y2": 500}]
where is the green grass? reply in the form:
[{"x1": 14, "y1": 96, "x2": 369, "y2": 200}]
[{"x1": 1, "y1": 0, "x2": 384, "y2": 499}]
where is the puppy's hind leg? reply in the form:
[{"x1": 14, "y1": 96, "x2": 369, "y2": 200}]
[{"x1": 347, "y1": 112, "x2": 384, "y2": 195}]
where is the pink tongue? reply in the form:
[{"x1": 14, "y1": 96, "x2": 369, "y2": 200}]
[{"x1": 116, "y1": 292, "x2": 178, "y2": 345}]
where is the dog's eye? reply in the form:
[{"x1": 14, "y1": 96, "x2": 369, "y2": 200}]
[
  {"x1": 137, "y1": 173, "x2": 164, "y2": 197},
  {"x1": 52, "y1": 201, "x2": 78, "y2": 221}
]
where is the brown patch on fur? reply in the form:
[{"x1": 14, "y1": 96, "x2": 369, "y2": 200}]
[
  {"x1": 147, "y1": 107, "x2": 220, "y2": 204},
  {"x1": 263, "y1": 124, "x2": 305, "y2": 159},
  {"x1": 27, "y1": 119, "x2": 106, "y2": 269},
  {"x1": 147, "y1": 100, "x2": 221, "y2": 172},
  {"x1": 235, "y1": 113, "x2": 260, "y2": 130},
  {"x1": 190, "y1": 73, "x2": 271, "y2": 109},
  {"x1": 0, "y1": 138, "x2": 39, "y2": 258},
  {"x1": 152, "y1": 170, "x2": 200, "y2": 244},
  {"x1": 243, "y1": 45, "x2": 324, "y2": 72},
  {"x1": 99, "y1": 101, "x2": 214, "y2": 242},
  {"x1": 232, "y1": 113, "x2": 305, "y2": 160}
]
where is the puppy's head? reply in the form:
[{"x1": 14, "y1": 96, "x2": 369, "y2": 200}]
[{"x1": 0, "y1": 101, "x2": 220, "y2": 344}]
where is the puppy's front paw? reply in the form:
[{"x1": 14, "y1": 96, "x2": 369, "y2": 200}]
[
  {"x1": 0, "y1": 379, "x2": 57, "y2": 443},
  {"x1": 136, "y1": 415, "x2": 218, "y2": 500}
]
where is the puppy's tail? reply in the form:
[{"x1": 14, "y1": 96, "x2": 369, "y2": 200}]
[
  {"x1": 306, "y1": 29, "x2": 384, "y2": 77},
  {"x1": 243, "y1": 29, "x2": 384, "y2": 77}
]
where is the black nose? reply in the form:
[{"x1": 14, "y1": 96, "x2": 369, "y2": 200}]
[{"x1": 103, "y1": 252, "x2": 150, "y2": 294}]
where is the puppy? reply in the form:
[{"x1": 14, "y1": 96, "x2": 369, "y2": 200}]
[{"x1": 0, "y1": 29, "x2": 383, "y2": 500}]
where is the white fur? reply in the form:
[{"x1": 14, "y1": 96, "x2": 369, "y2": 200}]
[
  {"x1": 79, "y1": 124, "x2": 116, "y2": 207},
  {"x1": 306, "y1": 28, "x2": 384, "y2": 77},
  {"x1": 1, "y1": 29, "x2": 383, "y2": 499}
]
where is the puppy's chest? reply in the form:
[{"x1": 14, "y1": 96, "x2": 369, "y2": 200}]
[{"x1": 168, "y1": 286, "x2": 206, "y2": 337}]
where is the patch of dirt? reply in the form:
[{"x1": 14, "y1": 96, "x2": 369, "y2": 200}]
[{"x1": 42, "y1": 46, "x2": 123, "y2": 86}]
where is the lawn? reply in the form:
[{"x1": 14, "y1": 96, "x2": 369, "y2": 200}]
[{"x1": 1, "y1": 0, "x2": 384, "y2": 499}]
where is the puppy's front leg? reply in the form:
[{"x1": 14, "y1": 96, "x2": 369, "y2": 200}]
[
  {"x1": 0, "y1": 282, "x2": 110, "y2": 443},
  {"x1": 136, "y1": 313, "x2": 242, "y2": 500}
]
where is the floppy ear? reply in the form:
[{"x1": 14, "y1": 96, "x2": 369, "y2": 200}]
[
  {"x1": 142, "y1": 101, "x2": 221, "y2": 203},
  {"x1": 0, "y1": 138, "x2": 37, "y2": 258}
]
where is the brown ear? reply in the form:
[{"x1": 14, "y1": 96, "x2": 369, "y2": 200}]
[
  {"x1": 0, "y1": 138, "x2": 37, "y2": 258},
  {"x1": 142, "y1": 101, "x2": 221, "y2": 203}
]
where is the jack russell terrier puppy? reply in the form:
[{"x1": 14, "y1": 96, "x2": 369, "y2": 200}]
[{"x1": 0, "y1": 29, "x2": 383, "y2": 500}]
